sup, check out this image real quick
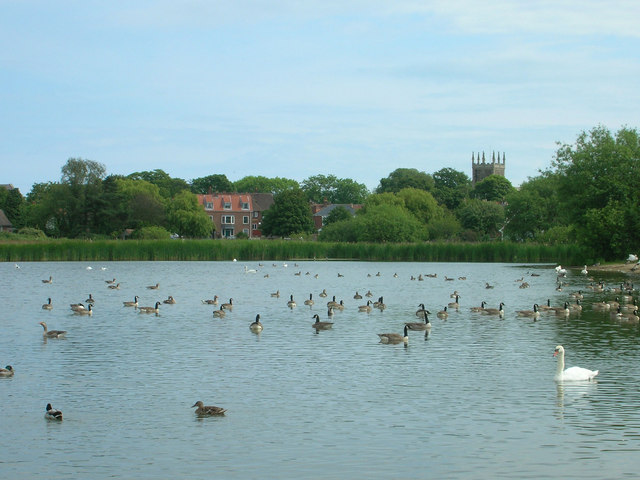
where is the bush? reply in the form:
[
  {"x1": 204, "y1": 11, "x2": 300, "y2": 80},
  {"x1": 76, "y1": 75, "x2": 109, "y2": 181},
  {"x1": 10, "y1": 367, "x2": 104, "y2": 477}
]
[
  {"x1": 132, "y1": 226, "x2": 172, "y2": 240},
  {"x1": 17, "y1": 227, "x2": 47, "y2": 239}
]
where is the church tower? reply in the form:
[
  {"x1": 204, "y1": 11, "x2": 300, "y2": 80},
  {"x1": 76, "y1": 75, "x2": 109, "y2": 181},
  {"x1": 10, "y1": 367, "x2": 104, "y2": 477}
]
[{"x1": 471, "y1": 151, "x2": 506, "y2": 185}]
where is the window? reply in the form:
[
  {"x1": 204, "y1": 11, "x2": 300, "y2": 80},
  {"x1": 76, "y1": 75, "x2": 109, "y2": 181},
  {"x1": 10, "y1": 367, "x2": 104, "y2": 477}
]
[
  {"x1": 252, "y1": 211, "x2": 259, "y2": 218},
  {"x1": 243, "y1": 228, "x2": 249, "y2": 235},
  {"x1": 241, "y1": 202, "x2": 250, "y2": 210},
  {"x1": 222, "y1": 215, "x2": 234, "y2": 224},
  {"x1": 252, "y1": 224, "x2": 258, "y2": 230},
  {"x1": 243, "y1": 216, "x2": 249, "y2": 224},
  {"x1": 223, "y1": 201, "x2": 231, "y2": 210},
  {"x1": 205, "y1": 202, "x2": 213, "y2": 210}
]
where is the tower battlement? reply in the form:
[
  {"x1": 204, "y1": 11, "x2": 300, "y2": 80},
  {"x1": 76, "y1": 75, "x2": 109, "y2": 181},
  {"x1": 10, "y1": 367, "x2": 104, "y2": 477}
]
[{"x1": 472, "y1": 151, "x2": 506, "y2": 185}]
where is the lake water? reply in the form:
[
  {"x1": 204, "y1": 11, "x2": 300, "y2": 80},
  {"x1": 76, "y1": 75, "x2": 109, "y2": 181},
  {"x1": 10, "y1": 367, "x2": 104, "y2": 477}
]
[{"x1": 1, "y1": 260, "x2": 640, "y2": 479}]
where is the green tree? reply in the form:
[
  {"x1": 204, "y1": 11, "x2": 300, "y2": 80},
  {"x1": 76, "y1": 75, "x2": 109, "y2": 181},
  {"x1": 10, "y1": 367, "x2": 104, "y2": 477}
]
[
  {"x1": 396, "y1": 188, "x2": 443, "y2": 225},
  {"x1": 301, "y1": 174, "x2": 369, "y2": 204},
  {"x1": 61, "y1": 158, "x2": 106, "y2": 186},
  {"x1": 115, "y1": 177, "x2": 166, "y2": 229},
  {"x1": 166, "y1": 190, "x2": 214, "y2": 238},
  {"x1": 233, "y1": 176, "x2": 299, "y2": 195},
  {"x1": 457, "y1": 199, "x2": 505, "y2": 239},
  {"x1": 376, "y1": 168, "x2": 434, "y2": 194},
  {"x1": 0, "y1": 187, "x2": 25, "y2": 228},
  {"x1": 128, "y1": 169, "x2": 189, "y2": 199},
  {"x1": 261, "y1": 188, "x2": 315, "y2": 237},
  {"x1": 190, "y1": 174, "x2": 234, "y2": 194},
  {"x1": 323, "y1": 206, "x2": 353, "y2": 226},
  {"x1": 472, "y1": 175, "x2": 515, "y2": 202},
  {"x1": 361, "y1": 192, "x2": 405, "y2": 211},
  {"x1": 432, "y1": 168, "x2": 471, "y2": 210}
]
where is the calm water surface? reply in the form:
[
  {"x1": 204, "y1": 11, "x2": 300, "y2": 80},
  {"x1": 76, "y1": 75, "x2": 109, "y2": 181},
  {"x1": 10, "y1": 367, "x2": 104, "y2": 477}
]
[{"x1": 1, "y1": 260, "x2": 640, "y2": 479}]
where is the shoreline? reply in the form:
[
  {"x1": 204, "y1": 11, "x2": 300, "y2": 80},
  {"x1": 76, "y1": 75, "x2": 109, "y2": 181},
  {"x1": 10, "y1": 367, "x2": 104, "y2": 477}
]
[{"x1": 587, "y1": 262, "x2": 640, "y2": 274}]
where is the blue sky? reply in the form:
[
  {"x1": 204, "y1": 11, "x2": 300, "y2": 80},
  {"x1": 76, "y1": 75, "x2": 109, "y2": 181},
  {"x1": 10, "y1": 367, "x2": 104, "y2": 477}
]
[{"x1": 2, "y1": 1, "x2": 639, "y2": 195}]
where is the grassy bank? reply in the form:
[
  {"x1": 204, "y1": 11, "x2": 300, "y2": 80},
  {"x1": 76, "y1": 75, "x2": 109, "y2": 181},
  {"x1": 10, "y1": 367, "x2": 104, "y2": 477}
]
[{"x1": 0, "y1": 239, "x2": 590, "y2": 264}]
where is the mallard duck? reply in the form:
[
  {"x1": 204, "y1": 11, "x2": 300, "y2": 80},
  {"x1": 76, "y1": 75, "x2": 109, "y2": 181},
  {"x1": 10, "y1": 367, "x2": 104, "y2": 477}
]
[
  {"x1": 192, "y1": 400, "x2": 226, "y2": 416},
  {"x1": 42, "y1": 276, "x2": 52, "y2": 284},
  {"x1": 0, "y1": 365, "x2": 14, "y2": 377},
  {"x1": 304, "y1": 294, "x2": 314, "y2": 306},
  {"x1": 319, "y1": 289, "x2": 328, "y2": 298},
  {"x1": 146, "y1": 283, "x2": 160, "y2": 290},
  {"x1": 406, "y1": 314, "x2": 431, "y2": 331},
  {"x1": 353, "y1": 291, "x2": 362, "y2": 300},
  {"x1": 312, "y1": 313, "x2": 333, "y2": 330},
  {"x1": 138, "y1": 302, "x2": 160, "y2": 314},
  {"x1": 517, "y1": 304, "x2": 540, "y2": 318},
  {"x1": 249, "y1": 314, "x2": 263, "y2": 332},
  {"x1": 470, "y1": 301, "x2": 487, "y2": 312},
  {"x1": 123, "y1": 296, "x2": 139, "y2": 308},
  {"x1": 378, "y1": 325, "x2": 409, "y2": 344},
  {"x1": 482, "y1": 302, "x2": 505, "y2": 316},
  {"x1": 358, "y1": 300, "x2": 373, "y2": 313},
  {"x1": 437, "y1": 306, "x2": 449, "y2": 319},
  {"x1": 202, "y1": 296, "x2": 219, "y2": 305},
  {"x1": 39, "y1": 322, "x2": 66, "y2": 338},
  {"x1": 221, "y1": 298, "x2": 234, "y2": 310},
  {"x1": 85, "y1": 294, "x2": 95, "y2": 304},
  {"x1": 45, "y1": 403, "x2": 63, "y2": 420},
  {"x1": 270, "y1": 290, "x2": 280, "y2": 298},
  {"x1": 163, "y1": 296, "x2": 176, "y2": 304},
  {"x1": 42, "y1": 297, "x2": 53, "y2": 310},
  {"x1": 74, "y1": 304, "x2": 93, "y2": 316},
  {"x1": 213, "y1": 306, "x2": 226, "y2": 318},
  {"x1": 416, "y1": 304, "x2": 430, "y2": 318},
  {"x1": 107, "y1": 283, "x2": 121, "y2": 290},
  {"x1": 287, "y1": 295, "x2": 297, "y2": 308}
]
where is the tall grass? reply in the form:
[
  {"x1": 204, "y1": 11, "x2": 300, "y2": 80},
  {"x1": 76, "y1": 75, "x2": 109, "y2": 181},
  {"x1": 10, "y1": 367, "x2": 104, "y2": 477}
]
[{"x1": 0, "y1": 239, "x2": 590, "y2": 264}]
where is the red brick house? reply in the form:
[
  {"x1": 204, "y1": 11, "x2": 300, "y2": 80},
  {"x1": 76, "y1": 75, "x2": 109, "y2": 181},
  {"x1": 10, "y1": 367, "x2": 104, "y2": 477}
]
[{"x1": 197, "y1": 192, "x2": 274, "y2": 239}]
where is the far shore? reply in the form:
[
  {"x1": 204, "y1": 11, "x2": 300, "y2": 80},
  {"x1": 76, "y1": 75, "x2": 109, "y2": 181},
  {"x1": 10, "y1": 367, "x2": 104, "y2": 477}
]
[{"x1": 587, "y1": 262, "x2": 640, "y2": 275}]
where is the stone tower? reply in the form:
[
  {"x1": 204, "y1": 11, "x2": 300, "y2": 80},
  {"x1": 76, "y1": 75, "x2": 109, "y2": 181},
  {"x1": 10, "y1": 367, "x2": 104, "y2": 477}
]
[{"x1": 471, "y1": 151, "x2": 506, "y2": 185}]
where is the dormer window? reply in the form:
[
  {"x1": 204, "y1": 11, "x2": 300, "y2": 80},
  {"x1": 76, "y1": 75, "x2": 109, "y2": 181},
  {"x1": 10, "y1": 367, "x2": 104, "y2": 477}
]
[
  {"x1": 241, "y1": 202, "x2": 249, "y2": 210},
  {"x1": 205, "y1": 202, "x2": 213, "y2": 210},
  {"x1": 223, "y1": 201, "x2": 231, "y2": 210}
]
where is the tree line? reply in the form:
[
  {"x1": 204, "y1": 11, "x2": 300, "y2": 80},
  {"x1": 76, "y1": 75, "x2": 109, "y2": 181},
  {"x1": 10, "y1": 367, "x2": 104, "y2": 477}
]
[{"x1": 1, "y1": 125, "x2": 638, "y2": 261}]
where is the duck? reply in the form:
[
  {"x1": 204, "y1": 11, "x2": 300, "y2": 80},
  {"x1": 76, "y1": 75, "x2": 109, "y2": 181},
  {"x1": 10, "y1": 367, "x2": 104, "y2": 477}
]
[
  {"x1": 287, "y1": 295, "x2": 297, "y2": 308},
  {"x1": 42, "y1": 276, "x2": 52, "y2": 284},
  {"x1": 107, "y1": 283, "x2": 121, "y2": 290},
  {"x1": 138, "y1": 302, "x2": 161, "y2": 314},
  {"x1": 304, "y1": 294, "x2": 314, "y2": 306},
  {"x1": 270, "y1": 290, "x2": 280, "y2": 298},
  {"x1": 485, "y1": 282, "x2": 494, "y2": 289},
  {"x1": 448, "y1": 295, "x2": 460, "y2": 309},
  {"x1": 85, "y1": 294, "x2": 95, "y2": 304},
  {"x1": 319, "y1": 289, "x2": 328, "y2": 298},
  {"x1": 416, "y1": 304, "x2": 430, "y2": 318},
  {"x1": 42, "y1": 297, "x2": 53, "y2": 310},
  {"x1": 353, "y1": 291, "x2": 362, "y2": 300},
  {"x1": 74, "y1": 304, "x2": 93, "y2": 316},
  {"x1": 553, "y1": 345, "x2": 598, "y2": 381},
  {"x1": 249, "y1": 314, "x2": 263, "y2": 332},
  {"x1": 221, "y1": 298, "x2": 234, "y2": 310},
  {"x1": 123, "y1": 296, "x2": 139, "y2": 308},
  {"x1": 105, "y1": 278, "x2": 116, "y2": 284},
  {"x1": 202, "y1": 296, "x2": 219, "y2": 305},
  {"x1": 213, "y1": 306, "x2": 226, "y2": 318},
  {"x1": 405, "y1": 315, "x2": 431, "y2": 331},
  {"x1": 517, "y1": 304, "x2": 540, "y2": 318},
  {"x1": 146, "y1": 283, "x2": 160, "y2": 290},
  {"x1": 192, "y1": 400, "x2": 226, "y2": 416},
  {"x1": 358, "y1": 300, "x2": 373, "y2": 313},
  {"x1": 470, "y1": 301, "x2": 487, "y2": 313},
  {"x1": 437, "y1": 306, "x2": 449, "y2": 319},
  {"x1": 39, "y1": 322, "x2": 66, "y2": 338},
  {"x1": 378, "y1": 325, "x2": 409, "y2": 344},
  {"x1": 482, "y1": 302, "x2": 505, "y2": 316},
  {"x1": 0, "y1": 365, "x2": 14, "y2": 377},
  {"x1": 45, "y1": 403, "x2": 63, "y2": 420},
  {"x1": 312, "y1": 314, "x2": 333, "y2": 330},
  {"x1": 163, "y1": 296, "x2": 176, "y2": 304}
]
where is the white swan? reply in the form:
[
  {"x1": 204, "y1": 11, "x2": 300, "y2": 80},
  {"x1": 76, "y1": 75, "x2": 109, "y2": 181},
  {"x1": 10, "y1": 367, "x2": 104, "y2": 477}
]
[
  {"x1": 554, "y1": 345, "x2": 598, "y2": 381},
  {"x1": 244, "y1": 266, "x2": 257, "y2": 274}
]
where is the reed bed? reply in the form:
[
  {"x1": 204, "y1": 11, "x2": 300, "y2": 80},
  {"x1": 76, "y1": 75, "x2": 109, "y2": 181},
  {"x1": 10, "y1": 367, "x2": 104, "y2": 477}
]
[{"x1": 0, "y1": 239, "x2": 589, "y2": 264}]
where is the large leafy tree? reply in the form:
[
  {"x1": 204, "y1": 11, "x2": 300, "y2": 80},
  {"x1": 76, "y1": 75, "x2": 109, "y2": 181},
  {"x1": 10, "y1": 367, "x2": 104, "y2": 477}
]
[
  {"x1": 261, "y1": 188, "x2": 315, "y2": 237},
  {"x1": 396, "y1": 188, "x2": 443, "y2": 225},
  {"x1": 323, "y1": 206, "x2": 353, "y2": 227},
  {"x1": 190, "y1": 174, "x2": 234, "y2": 194},
  {"x1": 233, "y1": 176, "x2": 299, "y2": 195},
  {"x1": 457, "y1": 199, "x2": 505, "y2": 239},
  {"x1": 166, "y1": 190, "x2": 213, "y2": 238},
  {"x1": 472, "y1": 174, "x2": 514, "y2": 202},
  {"x1": 432, "y1": 168, "x2": 471, "y2": 210},
  {"x1": 115, "y1": 177, "x2": 166, "y2": 229},
  {"x1": 0, "y1": 187, "x2": 25, "y2": 228},
  {"x1": 128, "y1": 169, "x2": 189, "y2": 199},
  {"x1": 376, "y1": 168, "x2": 434, "y2": 194},
  {"x1": 301, "y1": 174, "x2": 369, "y2": 204}
]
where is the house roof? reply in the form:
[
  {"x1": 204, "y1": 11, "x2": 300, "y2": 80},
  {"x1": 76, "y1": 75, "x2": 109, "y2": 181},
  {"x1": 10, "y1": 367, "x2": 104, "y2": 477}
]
[
  {"x1": 0, "y1": 209, "x2": 12, "y2": 227},
  {"x1": 313, "y1": 204, "x2": 361, "y2": 217},
  {"x1": 251, "y1": 193, "x2": 275, "y2": 211},
  {"x1": 197, "y1": 193, "x2": 253, "y2": 211}
]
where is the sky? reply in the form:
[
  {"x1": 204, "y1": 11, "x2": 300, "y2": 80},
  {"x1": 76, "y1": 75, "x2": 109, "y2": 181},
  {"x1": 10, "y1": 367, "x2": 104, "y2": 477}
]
[{"x1": 2, "y1": 1, "x2": 639, "y2": 195}]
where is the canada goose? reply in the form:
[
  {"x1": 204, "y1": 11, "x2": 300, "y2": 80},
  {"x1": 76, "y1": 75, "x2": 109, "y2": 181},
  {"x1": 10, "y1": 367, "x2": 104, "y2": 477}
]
[
  {"x1": 333, "y1": 300, "x2": 345, "y2": 311},
  {"x1": 621, "y1": 299, "x2": 638, "y2": 312},
  {"x1": 537, "y1": 299, "x2": 553, "y2": 312},
  {"x1": 358, "y1": 300, "x2": 373, "y2": 313},
  {"x1": 327, "y1": 306, "x2": 334, "y2": 317},
  {"x1": 270, "y1": 290, "x2": 280, "y2": 298},
  {"x1": 304, "y1": 294, "x2": 314, "y2": 306},
  {"x1": 45, "y1": 403, "x2": 63, "y2": 420},
  {"x1": 620, "y1": 309, "x2": 640, "y2": 322},
  {"x1": 163, "y1": 296, "x2": 176, "y2": 304},
  {"x1": 470, "y1": 301, "x2": 487, "y2": 312},
  {"x1": 105, "y1": 278, "x2": 116, "y2": 284},
  {"x1": 373, "y1": 297, "x2": 386, "y2": 310},
  {"x1": 74, "y1": 304, "x2": 93, "y2": 316},
  {"x1": 138, "y1": 302, "x2": 160, "y2": 314},
  {"x1": 482, "y1": 302, "x2": 505, "y2": 316},
  {"x1": 327, "y1": 296, "x2": 339, "y2": 308},
  {"x1": 606, "y1": 297, "x2": 620, "y2": 309},
  {"x1": 39, "y1": 322, "x2": 66, "y2": 338},
  {"x1": 592, "y1": 299, "x2": 611, "y2": 311},
  {"x1": 418, "y1": 274, "x2": 424, "y2": 281},
  {"x1": 249, "y1": 314, "x2": 263, "y2": 332},
  {"x1": 568, "y1": 299, "x2": 582, "y2": 313},
  {"x1": 146, "y1": 283, "x2": 160, "y2": 290},
  {"x1": 42, "y1": 297, "x2": 53, "y2": 310},
  {"x1": 416, "y1": 304, "x2": 430, "y2": 318},
  {"x1": 107, "y1": 283, "x2": 121, "y2": 290},
  {"x1": 319, "y1": 289, "x2": 328, "y2": 298},
  {"x1": 365, "y1": 290, "x2": 373, "y2": 297},
  {"x1": 353, "y1": 291, "x2": 362, "y2": 300},
  {"x1": 337, "y1": 273, "x2": 344, "y2": 277},
  {"x1": 192, "y1": 400, "x2": 226, "y2": 416},
  {"x1": 294, "y1": 271, "x2": 301, "y2": 276},
  {"x1": 221, "y1": 298, "x2": 234, "y2": 310},
  {"x1": 485, "y1": 282, "x2": 494, "y2": 289},
  {"x1": 552, "y1": 302, "x2": 570, "y2": 316},
  {"x1": 287, "y1": 295, "x2": 297, "y2": 308},
  {"x1": 0, "y1": 365, "x2": 14, "y2": 377},
  {"x1": 437, "y1": 306, "x2": 449, "y2": 319},
  {"x1": 202, "y1": 296, "x2": 219, "y2": 305},
  {"x1": 123, "y1": 296, "x2": 139, "y2": 308},
  {"x1": 213, "y1": 306, "x2": 226, "y2": 318},
  {"x1": 406, "y1": 315, "x2": 431, "y2": 331},
  {"x1": 448, "y1": 295, "x2": 460, "y2": 309},
  {"x1": 378, "y1": 325, "x2": 409, "y2": 344},
  {"x1": 517, "y1": 304, "x2": 540, "y2": 318},
  {"x1": 393, "y1": 273, "x2": 399, "y2": 278},
  {"x1": 85, "y1": 294, "x2": 95, "y2": 304},
  {"x1": 570, "y1": 290, "x2": 583, "y2": 299},
  {"x1": 69, "y1": 303, "x2": 86, "y2": 312},
  {"x1": 449, "y1": 290, "x2": 460, "y2": 298},
  {"x1": 42, "y1": 276, "x2": 52, "y2": 284},
  {"x1": 312, "y1": 314, "x2": 333, "y2": 330}
]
